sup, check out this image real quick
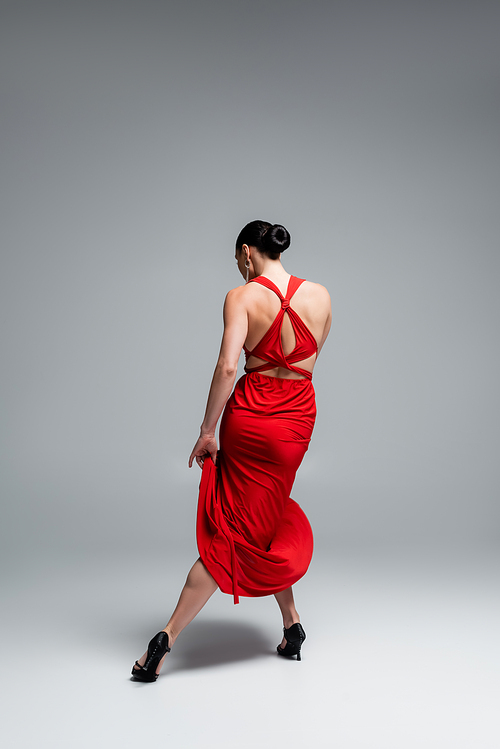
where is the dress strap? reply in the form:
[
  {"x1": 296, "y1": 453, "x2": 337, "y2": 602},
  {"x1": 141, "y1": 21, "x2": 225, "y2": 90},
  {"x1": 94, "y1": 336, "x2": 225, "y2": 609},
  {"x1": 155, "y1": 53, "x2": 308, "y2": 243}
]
[
  {"x1": 286, "y1": 276, "x2": 305, "y2": 301},
  {"x1": 248, "y1": 275, "x2": 284, "y2": 299},
  {"x1": 248, "y1": 275, "x2": 305, "y2": 302}
]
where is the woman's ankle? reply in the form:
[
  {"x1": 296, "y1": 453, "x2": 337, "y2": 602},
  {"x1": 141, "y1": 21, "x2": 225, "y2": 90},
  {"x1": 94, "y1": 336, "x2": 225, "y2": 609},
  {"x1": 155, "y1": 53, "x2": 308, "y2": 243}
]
[
  {"x1": 283, "y1": 613, "x2": 300, "y2": 629},
  {"x1": 162, "y1": 625, "x2": 176, "y2": 647}
]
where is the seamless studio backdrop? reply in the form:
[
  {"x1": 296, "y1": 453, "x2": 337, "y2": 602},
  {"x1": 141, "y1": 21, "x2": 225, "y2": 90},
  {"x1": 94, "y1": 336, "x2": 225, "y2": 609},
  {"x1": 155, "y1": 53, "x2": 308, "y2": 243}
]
[{"x1": 1, "y1": 1, "x2": 499, "y2": 748}]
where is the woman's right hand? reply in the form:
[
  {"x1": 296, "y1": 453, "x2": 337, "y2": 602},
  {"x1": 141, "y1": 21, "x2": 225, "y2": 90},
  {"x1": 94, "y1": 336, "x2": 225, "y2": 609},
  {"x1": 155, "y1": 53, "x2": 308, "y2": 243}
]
[{"x1": 188, "y1": 433, "x2": 218, "y2": 469}]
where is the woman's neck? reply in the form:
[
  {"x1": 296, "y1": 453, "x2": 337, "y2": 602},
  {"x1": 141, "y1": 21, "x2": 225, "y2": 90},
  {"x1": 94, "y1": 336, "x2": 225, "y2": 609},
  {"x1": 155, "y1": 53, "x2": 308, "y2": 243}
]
[{"x1": 251, "y1": 257, "x2": 289, "y2": 283}]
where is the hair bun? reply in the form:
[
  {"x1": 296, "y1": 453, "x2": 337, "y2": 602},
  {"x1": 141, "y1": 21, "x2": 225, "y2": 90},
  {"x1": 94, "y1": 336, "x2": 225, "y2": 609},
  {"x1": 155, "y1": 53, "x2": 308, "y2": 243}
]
[{"x1": 262, "y1": 224, "x2": 291, "y2": 254}]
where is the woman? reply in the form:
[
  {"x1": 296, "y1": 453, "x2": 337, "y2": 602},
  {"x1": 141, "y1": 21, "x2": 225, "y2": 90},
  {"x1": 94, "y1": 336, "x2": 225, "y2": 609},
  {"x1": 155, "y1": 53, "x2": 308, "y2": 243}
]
[{"x1": 131, "y1": 220, "x2": 331, "y2": 682}]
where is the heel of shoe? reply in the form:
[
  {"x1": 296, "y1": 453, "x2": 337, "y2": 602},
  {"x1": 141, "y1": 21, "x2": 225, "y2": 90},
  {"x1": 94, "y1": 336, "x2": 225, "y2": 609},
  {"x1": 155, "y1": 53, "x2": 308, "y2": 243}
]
[
  {"x1": 131, "y1": 631, "x2": 171, "y2": 682},
  {"x1": 277, "y1": 622, "x2": 306, "y2": 661}
]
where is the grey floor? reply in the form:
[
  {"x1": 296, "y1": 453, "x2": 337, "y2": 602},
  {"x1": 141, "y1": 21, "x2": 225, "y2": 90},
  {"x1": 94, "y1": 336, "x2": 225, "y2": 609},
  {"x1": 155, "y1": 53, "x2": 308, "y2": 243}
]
[{"x1": 2, "y1": 546, "x2": 499, "y2": 749}]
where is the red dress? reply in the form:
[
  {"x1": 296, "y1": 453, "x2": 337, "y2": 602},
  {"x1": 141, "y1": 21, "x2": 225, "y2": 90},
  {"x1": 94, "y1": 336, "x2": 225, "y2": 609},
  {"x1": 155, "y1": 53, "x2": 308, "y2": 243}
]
[{"x1": 197, "y1": 275, "x2": 318, "y2": 603}]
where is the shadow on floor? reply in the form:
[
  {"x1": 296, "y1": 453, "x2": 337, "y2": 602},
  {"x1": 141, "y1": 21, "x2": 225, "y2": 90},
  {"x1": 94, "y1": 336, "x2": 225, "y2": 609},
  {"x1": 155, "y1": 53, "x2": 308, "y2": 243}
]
[
  {"x1": 168, "y1": 619, "x2": 274, "y2": 672},
  {"x1": 128, "y1": 619, "x2": 275, "y2": 681}
]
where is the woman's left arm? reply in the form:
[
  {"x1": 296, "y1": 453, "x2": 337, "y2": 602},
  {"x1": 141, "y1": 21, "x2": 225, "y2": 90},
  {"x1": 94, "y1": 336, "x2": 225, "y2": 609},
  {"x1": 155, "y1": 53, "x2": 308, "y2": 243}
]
[{"x1": 188, "y1": 287, "x2": 248, "y2": 468}]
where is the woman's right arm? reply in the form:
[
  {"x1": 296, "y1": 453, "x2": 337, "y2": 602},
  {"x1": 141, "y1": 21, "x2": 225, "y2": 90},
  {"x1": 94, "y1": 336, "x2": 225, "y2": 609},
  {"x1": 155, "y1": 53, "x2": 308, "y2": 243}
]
[{"x1": 188, "y1": 287, "x2": 248, "y2": 468}]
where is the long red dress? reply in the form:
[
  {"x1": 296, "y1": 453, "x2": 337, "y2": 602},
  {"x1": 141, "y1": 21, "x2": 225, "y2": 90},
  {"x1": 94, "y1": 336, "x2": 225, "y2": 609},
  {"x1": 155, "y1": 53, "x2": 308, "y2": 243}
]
[{"x1": 197, "y1": 275, "x2": 318, "y2": 603}]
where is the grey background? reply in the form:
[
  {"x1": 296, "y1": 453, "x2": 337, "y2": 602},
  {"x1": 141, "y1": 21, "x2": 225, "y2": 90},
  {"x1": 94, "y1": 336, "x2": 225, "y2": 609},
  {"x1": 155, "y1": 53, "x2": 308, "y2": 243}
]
[
  {"x1": 2, "y1": 0, "x2": 499, "y2": 561},
  {"x1": 1, "y1": 2, "x2": 499, "y2": 747}
]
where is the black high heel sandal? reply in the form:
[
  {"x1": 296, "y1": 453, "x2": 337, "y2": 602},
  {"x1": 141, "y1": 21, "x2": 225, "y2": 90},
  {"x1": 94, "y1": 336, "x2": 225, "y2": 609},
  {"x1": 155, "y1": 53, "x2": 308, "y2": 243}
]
[
  {"x1": 277, "y1": 622, "x2": 306, "y2": 661},
  {"x1": 131, "y1": 631, "x2": 171, "y2": 682}
]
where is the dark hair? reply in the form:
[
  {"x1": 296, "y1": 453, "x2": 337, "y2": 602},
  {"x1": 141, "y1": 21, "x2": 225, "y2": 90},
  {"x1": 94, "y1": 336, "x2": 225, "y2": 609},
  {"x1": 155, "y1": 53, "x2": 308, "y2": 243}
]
[{"x1": 236, "y1": 220, "x2": 291, "y2": 259}]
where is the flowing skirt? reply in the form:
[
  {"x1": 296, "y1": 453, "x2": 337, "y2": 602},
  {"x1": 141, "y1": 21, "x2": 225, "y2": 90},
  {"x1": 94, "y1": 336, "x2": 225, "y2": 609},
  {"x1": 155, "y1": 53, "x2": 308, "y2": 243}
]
[{"x1": 196, "y1": 371, "x2": 316, "y2": 603}]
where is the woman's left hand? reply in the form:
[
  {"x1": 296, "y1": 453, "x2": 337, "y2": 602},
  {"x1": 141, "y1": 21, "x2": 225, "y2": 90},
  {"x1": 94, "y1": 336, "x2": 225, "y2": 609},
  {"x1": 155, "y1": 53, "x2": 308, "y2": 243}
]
[{"x1": 188, "y1": 433, "x2": 218, "y2": 469}]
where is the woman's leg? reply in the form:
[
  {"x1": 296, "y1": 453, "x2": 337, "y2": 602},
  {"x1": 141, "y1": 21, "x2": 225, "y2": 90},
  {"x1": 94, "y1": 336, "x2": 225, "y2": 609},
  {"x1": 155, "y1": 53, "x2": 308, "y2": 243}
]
[
  {"x1": 135, "y1": 558, "x2": 218, "y2": 674},
  {"x1": 274, "y1": 586, "x2": 301, "y2": 648}
]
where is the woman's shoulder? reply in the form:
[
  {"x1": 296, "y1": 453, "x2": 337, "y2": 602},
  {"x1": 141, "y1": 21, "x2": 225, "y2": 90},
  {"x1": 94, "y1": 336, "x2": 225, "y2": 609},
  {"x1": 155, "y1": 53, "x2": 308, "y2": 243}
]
[
  {"x1": 297, "y1": 278, "x2": 331, "y2": 303},
  {"x1": 225, "y1": 280, "x2": 270, "y2": 301},
  {"x1": 225, "y1": 283, "x2": 254, "y2": 301},
  {"x1": 224, "y1": 277, "x2": 330, "y2": 307},
  {"x1": 223, "y1": 283, "x2": 258, "y2": 313}
]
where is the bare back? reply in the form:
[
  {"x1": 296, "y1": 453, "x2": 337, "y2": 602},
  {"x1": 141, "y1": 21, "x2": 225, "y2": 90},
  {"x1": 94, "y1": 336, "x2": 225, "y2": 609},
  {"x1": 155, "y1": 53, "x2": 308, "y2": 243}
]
[{"x1": 242, "y1": 275, "x2": 331, "y2": 379}]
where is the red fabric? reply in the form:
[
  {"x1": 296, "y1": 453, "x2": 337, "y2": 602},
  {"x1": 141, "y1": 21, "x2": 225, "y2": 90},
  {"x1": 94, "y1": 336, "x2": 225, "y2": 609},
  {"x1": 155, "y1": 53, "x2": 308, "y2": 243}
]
[
  {"x1": 197, "y1": 371, "x2": 316, "y2": 604},
  {"x1": 243, "y1": 275, "x2": 318, "y2": 380}
]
